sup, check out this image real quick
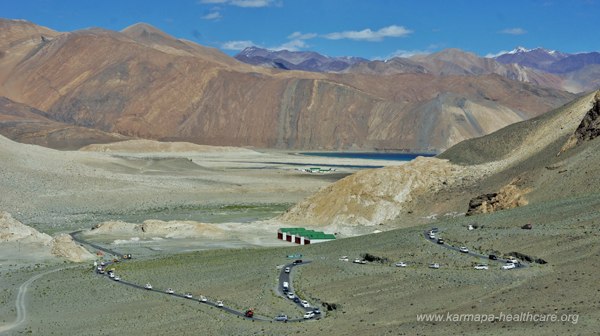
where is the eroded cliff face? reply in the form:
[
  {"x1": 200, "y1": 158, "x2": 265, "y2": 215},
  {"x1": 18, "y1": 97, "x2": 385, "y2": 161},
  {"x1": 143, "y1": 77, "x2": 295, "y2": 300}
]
[
  {"x1": 0, "y1": 20, "x2": 575, "y2": 151},
  {"x1": 560, "y1": 92, "x2": 600, "y2": 153},
  {"x1": 465, "y1": 182, "x2": 530, "y2": 216}
]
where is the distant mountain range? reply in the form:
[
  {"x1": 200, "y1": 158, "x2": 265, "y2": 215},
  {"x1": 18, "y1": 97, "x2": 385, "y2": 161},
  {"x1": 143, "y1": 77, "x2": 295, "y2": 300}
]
[
  {"x1": 0, "y1": 19, "x2": 576, "y2": 152},
  {"x1": 235, "y1": 46, "x2": 600, "y2": 93},
  {"x1": 235, "y1": 46, "x2": 367, "y2": 72}
]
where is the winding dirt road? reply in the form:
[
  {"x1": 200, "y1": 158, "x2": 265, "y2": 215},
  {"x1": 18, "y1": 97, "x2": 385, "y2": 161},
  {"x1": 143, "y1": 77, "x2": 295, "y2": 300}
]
[{"x1": 0, "y1": 266, "x2": 77, "y2": 335}]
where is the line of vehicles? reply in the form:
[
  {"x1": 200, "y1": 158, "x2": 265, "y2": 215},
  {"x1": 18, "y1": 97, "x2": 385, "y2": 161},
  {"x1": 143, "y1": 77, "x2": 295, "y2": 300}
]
[
  {"x1": 280, "y1": 270, "x2": 321, "y2": 321},
  {"x1": 426, "y1": 228, "x2": 523, "y2": 270}
]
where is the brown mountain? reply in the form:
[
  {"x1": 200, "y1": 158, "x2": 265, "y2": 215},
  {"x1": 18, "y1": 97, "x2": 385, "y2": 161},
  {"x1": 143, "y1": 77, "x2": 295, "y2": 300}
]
[
  {"x1": 0, "y1": 96, "x2": 129, "y2": 149},
  {"x1": 0, "y1": 19, "x2": 576, "y2": 151},
  {"x1": 347, "y1": 49, "x2": 564, "y2": 91}
]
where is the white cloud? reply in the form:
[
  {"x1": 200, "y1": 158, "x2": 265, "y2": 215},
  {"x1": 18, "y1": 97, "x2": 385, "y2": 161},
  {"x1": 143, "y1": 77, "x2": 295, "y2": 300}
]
[
  {"x1": 271, "y1": 39, "x2": 308, "y2": 51},
  {"x1": 201, "y1": 11, "x2": 222, "y2": 20},
  {"x1": 200, "y1": 0, "x2": 275, "y2": 7},
  {"x1": 324, "y1": 25, "x2": 412, "y2": 42},
  {"x1": 287, "y1": 31, "x2": 317, "y2": 40},
  {"x1": 484, "y1": 50, "x2": 511, "y2": 58},
  {"x1": 221, "y1": 40, "x2": 256, "y2": 50},
  {"x1": 387, "y1": 49, "x2": 430, "y2": 58},
  {"x1": 500, "y1": 27, "x2": 527, "y2": 35}
]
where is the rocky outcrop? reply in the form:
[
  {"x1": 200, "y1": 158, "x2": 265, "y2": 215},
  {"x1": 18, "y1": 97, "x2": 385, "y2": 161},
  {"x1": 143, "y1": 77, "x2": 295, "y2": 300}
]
[
  {"x1": 466, "y1": 182, "x2": 529, "y2": 216},
  {"x1": 1, "y1": 211, "x2": 93, "y2": 262},
  {"x1": 278, "y1": 157, "x2": 477, "y2": 228},
  {"x1": 50, "y1": 234, "x2": 94, "y2": 262},
  {"x1": 0, "y1": 211, "x2": 52, "y2": 244},
  {"x1": 560, "y1": 92, "x2": 600, "y2": 153},
  {"x1": 88, "y1": 220, "x2": 226, "y2": 239}
]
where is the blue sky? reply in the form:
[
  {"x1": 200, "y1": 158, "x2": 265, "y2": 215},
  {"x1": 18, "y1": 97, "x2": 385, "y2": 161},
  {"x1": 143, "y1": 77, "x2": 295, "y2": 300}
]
[{"x1": 2, "y1": 0, "x2": 598, "y2": 59}]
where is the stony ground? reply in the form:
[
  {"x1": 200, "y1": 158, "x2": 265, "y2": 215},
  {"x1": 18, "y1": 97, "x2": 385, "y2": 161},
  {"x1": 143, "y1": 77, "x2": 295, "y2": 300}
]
[{"x1": 2, "y1": 192, "x2": 597, "y2": 335}]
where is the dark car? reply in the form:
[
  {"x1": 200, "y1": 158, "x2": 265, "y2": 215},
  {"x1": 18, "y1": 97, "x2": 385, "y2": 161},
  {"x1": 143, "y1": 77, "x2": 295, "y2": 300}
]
[
  {"x1": 293, "y1": 297, "x2": 300, "y2": 303},
  {"x1": 430, "y1": 227, "x2": 439, "y2": 233},
  {"x1": 437, "y1": 238, "x2": 444, "y2": 244},
  {"x1": 489, "y1": 254, "x2": 498, "y2": 260},
  {"x1": 293, "y1": 259, "x2": 303, "y2": 264},
  {"x1": 312, "y1": 308, "x2": 321, "y2": 315}
]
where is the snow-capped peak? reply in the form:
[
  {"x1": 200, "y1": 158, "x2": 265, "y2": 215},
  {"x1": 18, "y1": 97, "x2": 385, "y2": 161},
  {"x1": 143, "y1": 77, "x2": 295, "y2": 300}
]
[{"x1": 508, "y1": 46, "x2": 531, "y2": 54}]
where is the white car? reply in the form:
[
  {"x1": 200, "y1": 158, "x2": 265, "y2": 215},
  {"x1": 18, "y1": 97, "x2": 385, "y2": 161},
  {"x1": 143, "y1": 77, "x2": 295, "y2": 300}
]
[
  {"x1": 301, "y1": 300, "x2": 311, "y2": 308},
  {"x1": 166, "y1": 288, "x2": 174, "y2": 294},
  {"x1": 395, "y1": 262, "x2": 407, "y2": 267},
  {"x1": 109, "y1": 273, "x2": 115, "y2": 279},
  {"x1": 506, "y1": 256, "x2": 518, "y2": 264},
  {"x1": 459, "y1": 247, "x2": 469, "y2": 253},
  {"x1": 216, "y1": 300, "x2": 224, "y2": 307},
  {"x1": 287, "y1": 292, "x2": 295, "y2": 299},
  {"x1": 353, "y1": 258, "x2": 361, "y2": 264},
  {"x1": 474, "y1": 264, "x2": 489, "y2": 270},
  {"x1": 144, "y1": 283, "x2": 152, "y2": 290},
  {"x1": 502, "y1": 263, "x2": 516, "y2": 270},
  {"x1": 284, "y1": 267, "x2": 290, "y2": 273},
  {"x1": 339, "y1": 256, "x2": 349, "y2": 261},
  {"x1": 199, "y1": 295, "x2": 207, "y2": 302},
  {"x1": 303, "y1": 311, "x2": 315, "y2": 319},
  {"x1": 428, "y1": 233, "x2": 436, "y2": 239},
  {"x1": 184, "y1": 293, "x2": 193, "y2": 299},
  {"x1": 429, "y1": 263, "x2": 440, "y2": 269},
  {"x1": 114, "y1": 275, "x2": 121, "y2": 281}
]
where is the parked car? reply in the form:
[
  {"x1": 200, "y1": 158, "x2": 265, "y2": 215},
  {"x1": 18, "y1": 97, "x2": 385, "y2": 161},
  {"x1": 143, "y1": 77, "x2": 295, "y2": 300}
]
[
  {"x1": 303, "y1": 311, "x2": 315, "y2": 319},
  {"x1": 353, "y1": 258, "x2": 361, "y2": 264},
  {"x1": 459, "y1": 247, "x2": 469, "y2": 253},
  {"x1": 287, "y1": 292, "x2": 295, "y2": 299},
  {"x1": 312, "y1": 308, "x2": 321, "y2": 315},
  {"x1": 199, "y1": 295, "x2": 207, "y2": 302},
  {"x1": 502, "y1": 263, "x2": 516, "y2": 270},
  {"x1": 166, "y1": 288, "x2": 174, "y2": 294},
  {"x1": 428, "y1": 233, "x2": 436, "y2": 239},
  {"x1": 430, "y1": 227, "x2": 439, "y2": 233},
  {"x1": 359, "y1": 260, "x2": 367, "y2": 264},
  {"x1": 284, "y1": 267, "x2": 290, "y2": 273},
  {"x1": 114, "y1": 275, "x2": 121, "y2": 281},
  {"x1": 506, "y1": 256, "x2": 518, "y2": 264},
  {"x1": 144, "y1": 283, "x2": 152, "y2": 290},
  {"x1": 395, "y1": 262, "x2": 407, "y2": 267},
  {"x1": 293, "y1": 297, "x2": 301, "y2": 303},
  {"x1": 301, "y1": 300, "x2": 311, "y2": 308},
  {"x1": 275, "y1": 314, "x2": 288, "y2": 322},
  {"x1": 429, "y1": 263, "x2": 440, "y2": 269},
  {"x1": 437, "y1": 238, "x2": 444, "y2": 244},
  {"x1": 184, "y1": 293, "x2": 193, "y2": 299},
  {"x1": 474, "y1": 264, "x2": 489, "y2": 270},
  {"x1": 293, "y1": 259, "x2": 303, "y2": 264},
  {"x1": 489, "y1": 254, "x2": 498, "y2": 260},
  {"x1": 339, "y1": 256, "x2": 349, "y2": 261},
  {"x1": 245, "y1": 309, "x2": 254, "y2": 318},
  {"x1": 217, "y1": 300, "x2": 224, "y2": 307},
  {"x1": 109, "y1": 273, "x2": 115, "y2": 279}
]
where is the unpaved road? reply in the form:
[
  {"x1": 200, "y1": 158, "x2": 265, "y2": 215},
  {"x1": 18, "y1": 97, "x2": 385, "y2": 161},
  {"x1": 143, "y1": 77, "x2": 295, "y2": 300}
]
[{"x1": 0, "y1": 266, "x2": 77, "y2": 335}]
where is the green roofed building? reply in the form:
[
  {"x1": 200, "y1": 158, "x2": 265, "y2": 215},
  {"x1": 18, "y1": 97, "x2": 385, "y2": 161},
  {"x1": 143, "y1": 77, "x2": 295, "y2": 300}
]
[{"x1": 277, "y1": 227, "x2": 336, "y2": 245}]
